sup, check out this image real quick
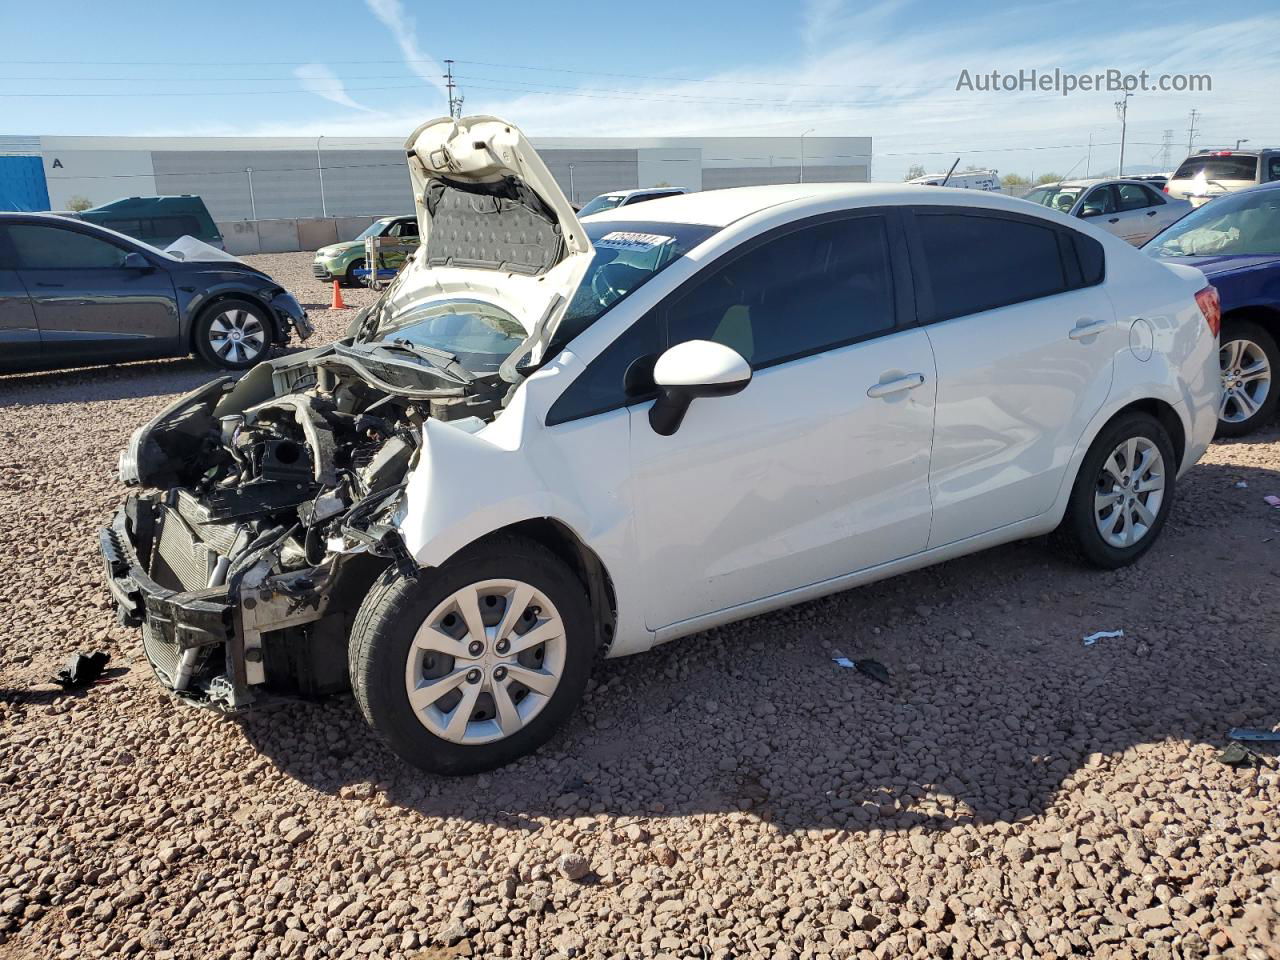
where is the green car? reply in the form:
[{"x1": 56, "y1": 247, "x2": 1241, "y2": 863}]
[{"x1": 312, "y1": 215, "x2": 420, "y2": 286}]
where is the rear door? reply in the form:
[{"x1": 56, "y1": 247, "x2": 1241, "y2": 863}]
[
  {"x1": 1113, "y1": 183, "x2": 1165, "y2": 245},
  {"x1": 7, "y1": 222, "x2": 180, "y2": 364},
  {"x1": 907, "y1": 207, "x2": 1120, "y2": 548}
]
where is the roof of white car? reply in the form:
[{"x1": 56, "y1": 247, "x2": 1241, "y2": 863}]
[
  {"x1": 581, "y1": 182, "x2": 1046, "y2": 228},
  {"x1": 1040, "y1": 178, "x2": 1163, "y2": 189}
]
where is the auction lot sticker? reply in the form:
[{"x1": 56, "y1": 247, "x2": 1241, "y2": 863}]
[{"x1": 594, "y1": 232, "x2": 672, "y2": 251}]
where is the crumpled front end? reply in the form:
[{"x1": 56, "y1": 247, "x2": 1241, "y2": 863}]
[{"x1": 100, "y1": 342, "x2": 506, "y2": 710}]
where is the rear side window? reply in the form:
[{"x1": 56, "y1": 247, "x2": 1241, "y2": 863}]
[
  {"x1": 1173, "y1": 155, "x2": 1259, "y2": 182},
  {"x1": 4, "y1": 224, "x2": 127, "y2": 269},
  {"x1": 914, "y1": 212, "x2": 1068, "y2": 321},
  {"x1": 666, "y1": 215, "x2": 896, "y2": 368},
  {"x1": 1072, "y1": 233, "x2": 1106, "y2": 286},
  {"x1": 1116, "y1": 183, "x2": 1155, "y2": 211}
]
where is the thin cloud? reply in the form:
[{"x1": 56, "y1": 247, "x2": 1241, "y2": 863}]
[
  {"x1": 364, "y1": 0, "x2": 451, "y2": 100},
  {"x1": 293, "y1": 63, "x2": 373, "y2": 112}
]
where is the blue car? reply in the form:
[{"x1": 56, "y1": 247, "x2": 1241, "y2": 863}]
[{"x1": 1145, "y1": 181, "x2": 1280, "y2": 436}]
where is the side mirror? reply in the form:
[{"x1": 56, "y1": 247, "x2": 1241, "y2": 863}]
[
  {"x1": 648, "y1": 339, "x2": 752, "y2": 436},
  {"x1": 122, "y1": 251, "x2": 151, "y2": 270},
  {"x1": 1079, "y1": 207, "x2": 1102, "y2": 219}
]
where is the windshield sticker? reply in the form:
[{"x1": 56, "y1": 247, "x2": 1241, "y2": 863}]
[{"x1": 594, "y1": 231, "x2": 674, "y2": 252}]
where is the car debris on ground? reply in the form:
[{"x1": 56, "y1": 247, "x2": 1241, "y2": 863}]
[{"x1": 49, "y1": 651, "x2": 110, "y2": 691}]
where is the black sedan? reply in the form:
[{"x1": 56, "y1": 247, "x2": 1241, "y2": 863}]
[{"x1": 0, "y1": 213, "x2": 312, "y2": 373}]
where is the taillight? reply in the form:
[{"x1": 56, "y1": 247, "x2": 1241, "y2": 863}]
[
  {"x1": 1162, "y1": 185, "x2": 1170, "y2": 193},
  {"x1": 1195, "y1": 285, "x2": 1221, "y2": 337}
]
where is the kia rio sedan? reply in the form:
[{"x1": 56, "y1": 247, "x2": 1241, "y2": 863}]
[{"x1": 101, "y1": 117, "x2": 1219, "y2": 775}]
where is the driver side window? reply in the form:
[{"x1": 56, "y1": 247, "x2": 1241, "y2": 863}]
[
  {"x1": 665, "y1": 215, "x2": 896, "y2": 369},
  {"x1": 5, "y1": 224, "x2": 128, "y2": 269},
  {"x1": 1080, "y1": 187, "x2": 1116, "y2": 216}
]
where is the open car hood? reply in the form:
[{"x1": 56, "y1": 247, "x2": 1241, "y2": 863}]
[{"x1": 398, "y1": 116, "x2": 594, "y2": 354}]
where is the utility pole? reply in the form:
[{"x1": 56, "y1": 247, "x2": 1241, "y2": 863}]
[
  {"x1": 1186, "y1": 109, "x2": 1199, "y2": 153},
  {"x1": 1236, "y1": 138, "x2": 1249, "y2": 150},
  {"x1": 799, "y1": 128, "x2": 815, "y2": 183},
  {"x1": 315, "y1": 135, "x2": 328, "y2": 218},
  {"x1": 1085, "y1": 132, "x2": 1093, "y2": 178},
  {"x1": 443, "y1": 59, "x2": 464, "y2": 119},
  {"x1": 245, "y1": 167, "x2": 257, "y2": 221},
  {"x1": 567, "y1": 164, "x2": 575, "y2": 206},
  {"x1": 1115, "y1": 93, "x2": 1132, "y2": 176}
]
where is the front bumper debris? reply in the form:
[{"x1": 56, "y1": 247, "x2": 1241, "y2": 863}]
[{"x1": 99, "y1": 498, "x2": 345, "y2": 712}]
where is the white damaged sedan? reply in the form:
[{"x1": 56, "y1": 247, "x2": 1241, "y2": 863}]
[{"x1": 101, "y1": 116, "x2": 1220, "y2": 774}]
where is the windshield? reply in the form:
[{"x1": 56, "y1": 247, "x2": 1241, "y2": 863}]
[
  {"x1": 1172, "y1": 155, "x2": 1259, "y2": 183},
  {"x1": 551, "y1": 219, "x2": 719, "y2": 351},
  {"x1": 1145, "y1": 188, "x2": 1280, "y2": 257},
  {"x1": 578, "y1": 194, "x2": 626, "y2": 217},
  {"x1": 1024, "y1": 185, "x2": 1084, "y2": 213},
  {"x1": 376, "y1": 299, "x2": 527, "y2": 374},
  {"x1": 356, "y1": 219, "x2": 393, "y2": 241},
  {"x1": 370, "y1": 219, "x2": 718, "y2": 371}
]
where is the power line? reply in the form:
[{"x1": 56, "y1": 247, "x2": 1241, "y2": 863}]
[{"x1": 0, "y1": 56, "x2": 880, "y2": 90}]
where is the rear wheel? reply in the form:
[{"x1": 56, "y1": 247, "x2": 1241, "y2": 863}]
[
  {"x1": 1061, "y1": 412, "x2": 1176, "y2": 569},
  {"x1": 1216, "y1": 319, "x2": 1277, "y2": 437},
  {"x1": 194, "y1": 298, "x2": 271, "y2": 370},
  {"x1": 349, "y1": 537, "x2": 595, "y2": 774}
]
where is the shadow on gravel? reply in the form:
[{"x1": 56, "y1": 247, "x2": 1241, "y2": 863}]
[
  {"x1": 0, "y1": 357, "x2": 219, "y2": 405},
  {"x1": 0, "y1": 667, "x2": 130, "y2": 708},
  {"x1": 236, "y1": 458, "x2": 1280, "y2": 835}
]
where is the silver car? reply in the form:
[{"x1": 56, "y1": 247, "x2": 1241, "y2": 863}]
[{"x1": 1022, "y1": 179, "x2": 1192, "y2": 246}]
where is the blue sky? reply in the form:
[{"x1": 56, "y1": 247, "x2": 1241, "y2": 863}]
[{"x1": 2, "y1": 0, "x2": 1275, "y2": 180}]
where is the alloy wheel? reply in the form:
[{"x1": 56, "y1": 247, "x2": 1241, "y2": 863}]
[
  {"x1": 404, "y1": 579, "x2": 567, "y2": 745},
  {"x1": 207, "y1": 308, "x2": 266, "y2": 365},
  {"x1": 1093, "y1": 436, "x2": 1166, "y2": 549},
  {"x1": 1219, "y1": 337, "x2": 1271, "y2": 424}
]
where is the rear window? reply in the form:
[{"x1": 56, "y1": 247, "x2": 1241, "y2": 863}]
[
  {"x1": 915, "y1": 212, "x2": 1068, "y2": 321},
  {"x1": 578, "y1": 195, "x2": 627, "y2": 217},
  {"x1": 1173, "y1": 155, "x2": 1259, "y2": 182}
]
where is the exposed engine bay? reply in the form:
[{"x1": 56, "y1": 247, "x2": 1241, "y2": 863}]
[{"x1": 101, "y1": 338, "x2": 508, "y2": 710}]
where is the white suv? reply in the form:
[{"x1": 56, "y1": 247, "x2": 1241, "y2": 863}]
[{"x1": 102, "y1": 116, "x2": 1220, "y2": 774}]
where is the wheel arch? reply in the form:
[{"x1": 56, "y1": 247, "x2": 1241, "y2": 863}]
[
  {"x1": 466, "y1": 518, "x2": 619, "y2": 655},
  {"x1": 1221, "y1": 302, "x2": 1280, "y2": 335},
  {"x1": 189, "y1": 291, "x2": 282, "y2": 354}
]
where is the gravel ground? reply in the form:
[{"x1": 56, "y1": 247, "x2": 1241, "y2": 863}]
[{"x1": 1, "y1": 251, "x2": 1278, "y2": 960}]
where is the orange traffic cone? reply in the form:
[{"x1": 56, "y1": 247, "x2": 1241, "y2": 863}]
[{"x1": 330, "y1": 280, "x2": 347, "y2": 310}]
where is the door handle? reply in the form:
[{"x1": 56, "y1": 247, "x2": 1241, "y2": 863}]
[
  {"x1": 1146, "y1": 210, "x2": 1158, "y2": 216},
  {"x1": 1107, "y1": 217, "x2": 1120, "y2": 223},
  {"x1": 35, "y1": 282, "x2": 65, "y2": 288},
  {"x1": 866, "y1": 373, "x2": 926, "y2": 398},
  {"x1": 1069, "y1": 319, "x2": 1109, "y2": 340}
]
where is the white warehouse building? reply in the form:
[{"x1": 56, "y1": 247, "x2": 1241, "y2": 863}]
[{"x1": 20, "y1": 133, "x2": 872, "y2": 220}]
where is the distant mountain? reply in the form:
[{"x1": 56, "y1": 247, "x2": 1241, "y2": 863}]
[{"x1": 1091, "y1": 163, "x2": 1171, "y2": 178}]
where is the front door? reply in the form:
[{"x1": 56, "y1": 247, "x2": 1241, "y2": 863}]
[
  {"x1": 0, "y1": 268, "x2": 40, "y2": 367},
  {"x1": 627, "y1": 212, "x2": 937, "y2": 630},
  {"x1": 7, "y1": 222, "x2": 179, "y2": 364}
]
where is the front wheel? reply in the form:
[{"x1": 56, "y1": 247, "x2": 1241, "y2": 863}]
[
  {"x1": 1216, "y1": 319, "x2": 1277, "y2": 437},
  {"x1": 348, "y1": 537, "x2": 595, "y2": 774},
  {"x1": 1061, "y1": 412, "x2": 1176, "y2": 569},
  {"x1": 194, "y1": 298, "x2": 272, "y2": 370},
  {"x1": 342, "y1": 258, "x2": 367, "y2": 288}
]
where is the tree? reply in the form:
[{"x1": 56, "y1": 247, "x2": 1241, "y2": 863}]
[
  {"x1": 1035, "y1": 172, "x2": 1064, "y2": 185},
  {"x1": 904, "y1": 165, "x2": 926, "y2": 181},
  {"x1": 67, "y1": 195, "x2": 93, "y2": 212},
  {"x1": 1001, "y1": 173, "x2": 1029, "y2": 187}
]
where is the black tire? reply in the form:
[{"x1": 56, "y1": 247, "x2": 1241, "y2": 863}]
[
  {"x1": 349, "y1": 536, "x2": 595, "y2": 775},
  {"x1": 1061, "y1": 412, "x2": 1177, "y2": 569},
  {"x1": 342, "y1": 258, "x2": 366, "y2": 288},
  {"x1": 1216, "y1": 319, "x2": 1279, "y2": 438},
  {"x1": 193, "y1": 298, "x2": 273, "y2": 370}
]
